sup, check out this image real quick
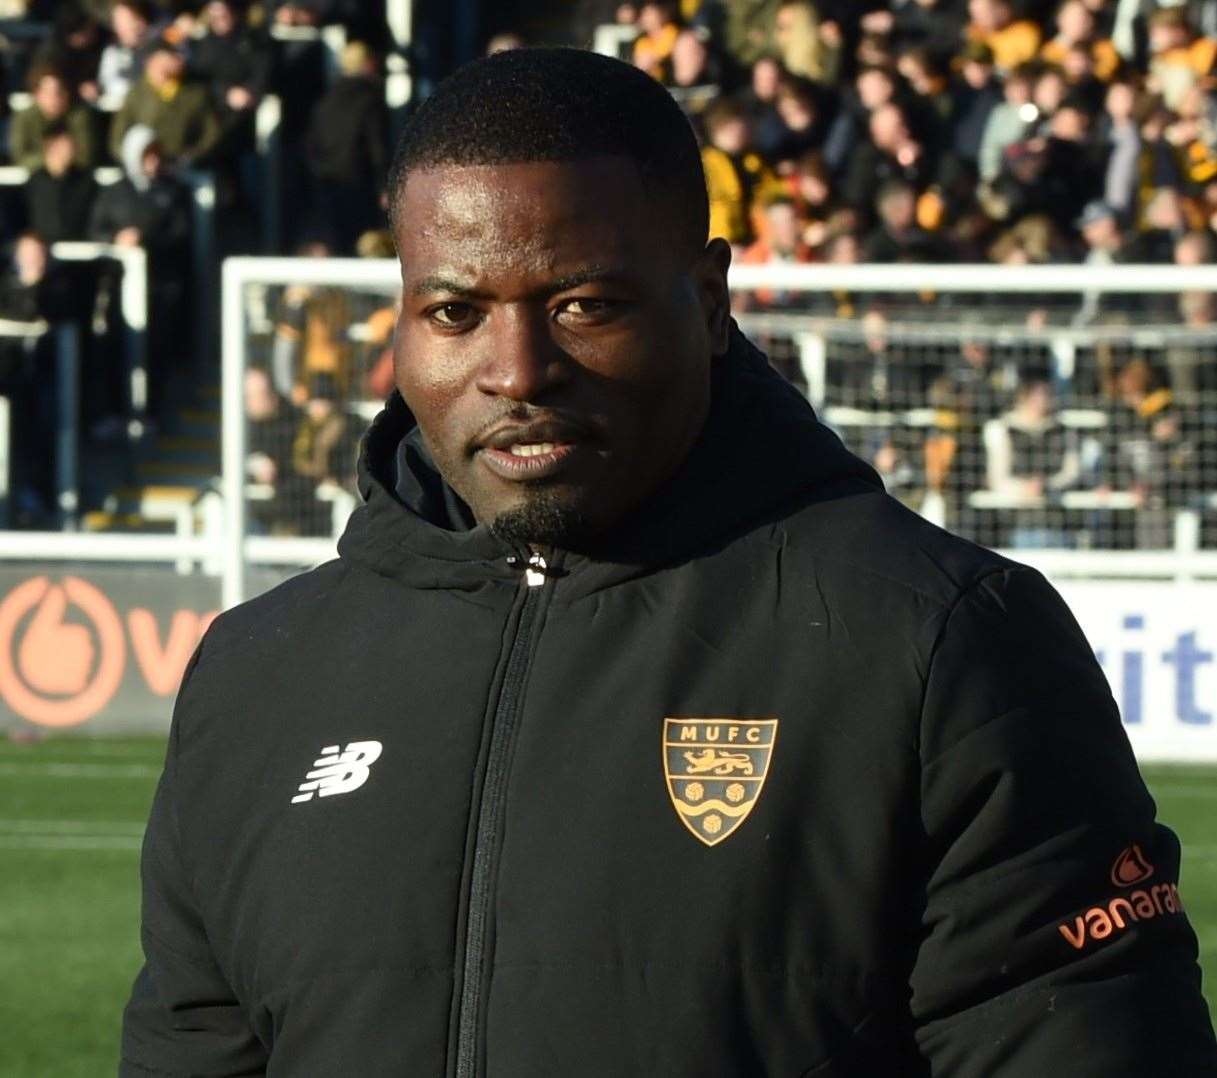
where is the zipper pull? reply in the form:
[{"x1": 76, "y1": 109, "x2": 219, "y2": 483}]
[{"x1": 524, "y1": 552, "x2": 548, "y2": 588}]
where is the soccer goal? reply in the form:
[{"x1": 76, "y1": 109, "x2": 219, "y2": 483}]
[{"x1": 218, "y1": 257, "x2": 1217, "y2": 607}]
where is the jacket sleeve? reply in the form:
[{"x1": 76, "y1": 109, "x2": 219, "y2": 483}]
[
  {"x1": 120, "y1": 651, "x2": 269, "y2": 1077},
  {"x1": 910, "y1": 567, "x2": 1217, "y2": 1075}
]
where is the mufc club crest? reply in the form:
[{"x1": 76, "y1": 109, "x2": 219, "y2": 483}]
[{"x1": 663, "y1": 718, "x2": 778, "y2": 847}]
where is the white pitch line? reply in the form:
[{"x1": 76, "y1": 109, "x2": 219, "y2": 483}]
[
  {"x1": 0, "y1": 762, "x2": 160, "y2": 778},
  {"x1": 0, "y1": 835, "x2": 142, "y2": 851},
  {"x1": 0, "y1": 819, "x2": 145, "y2": 835}
]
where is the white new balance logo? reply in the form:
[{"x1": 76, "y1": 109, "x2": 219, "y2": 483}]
[{"x1": 291, "y1": 741, "x2": 383, "y2": 804}]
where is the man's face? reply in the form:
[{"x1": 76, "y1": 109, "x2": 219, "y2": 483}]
[
  {"x1": 44, "y1": 133, "x2": 76, "y2": 175},
  {"x1": 392, "y1": 157, "x2": 729, "y2": 545},
  {"x1": 34, "y1": 76, "x2": 69, "y2": 120},
  {"x1": 147, "y1": 51, "x2": 185, "y2": 87},
  {"x1": 207, "y1": 1, "x2": 236, "y2": 35},
  {"x1": 112, "y1": 4, "x2": 148, "y2": 47}
]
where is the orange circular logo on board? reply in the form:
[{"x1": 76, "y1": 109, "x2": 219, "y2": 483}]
[{"x1": 0, "y1": 576, "x2": 126, "y2": 727}]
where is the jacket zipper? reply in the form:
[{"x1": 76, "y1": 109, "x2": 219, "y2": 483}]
[{"x1": 454, "y1": 551, "x2": 550, "y2": 1078}]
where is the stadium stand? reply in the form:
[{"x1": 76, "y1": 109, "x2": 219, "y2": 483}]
[{"x1": 1, "y1": 0, "x2": 1217, "y2": 558}]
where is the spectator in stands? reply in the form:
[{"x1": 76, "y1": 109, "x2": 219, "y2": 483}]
[
  {"x1": 898, "y1": 47, "x2": 955, "y2": 138},
  {"x1": 109, "y1": 39, "x2": 222, "y2": 168},
  {"x1": 738, "y1": 195, "x2": 814, "y2": 308},
  {"x1": 89, "y1": 125, "x2": 191, "y2": 417},
  {"x1": 965, "y1": 0, "x2": 1042, "y2": 74},
  {"x1": 97, "y1": 0, "x2": 154, "y2": 105},
  {"x1": 1032, "y1": 64, "x2": 1069, "y2": 126},
  {"x1": 773, "y1": 0, "x2": 841, "y2": 84},
  {"x1": 863, "y1": 177, "x2": 953, "y2": 261},
  {"x1": 1126, "y1": 186, "x2": 1190, "y2": 263},
  {"x1": 978, "y1": 61, "x2": 1036, "y2": 182},
  {"x1": 190, "y1": 0, "x2": 273, "y2": 163},
  {"x1": 1040, "y1": 0, "x2": 1120, "y2": 82},
  {"x1": 31, "y1": 9, "x2": 105, "y2": 104},
  {"x1": 667, "y1": 28, "x2": 724, "y2": 116},
  {"x1": 1102, "y1": 79, "x2": 1141, "y2": 221},
  {"x1": 271, "y1": 242, "x2": 352, "y2": 402},
  {"x1": 304, "y1": 41, "x2": 388, "y2": 254},
  {"x1": 983, "y1": 375, "x2": 1078, "y2": 498},
  {"x1": 819, "y1": 64, "x2": 897, "y2": 174},
  {"x1": 1147, "y1": 6, "x2": 1217, "y2": 112},
  {"x1": 1167, "y1": 229, "x2": 1217, "y2": 399},
  {"x1": 8, "y1": 66, "x2": 99, "y2": 172},
  {"x1": 0, "y1": 232, "x2": 75, "y2": 527},
  {"x1": 632, "y1": 1, "x2": 681, "y2": 81},
  {"x1": 754, "y1": 77, "x2": 827, "y2": 168},
  {"x1": 723, "y1": 0, "x2": 786, "y2": 68},
  {"x1": 783, "y1": 149, "x2": 845, "y2": 248},
  {"x1": 291, "y1": 371, "x2": 349, "y2": 483},
  {"x1": 24, "y1": 126, "x2": 98, "y2": 244},
  {"x1": 842, "y1": 102, "x2": 957, "y2": 228},
  {"x1": 0, "y1": 232, "x2": 74, "y2": 324},
  {"x1": 736, "y1": 54, "x2": 783, "y2": 132},
  {"x1": 272, "y1": 0, "x2": 325, "y2": 26},
  {"x1": 885, "y1": 0, "x2": 967, "y2": 55},
  {"x1": 1103, "y1": 355, "x2": 1200, "y2": 546},
  {"x1": 702, "y1": 97, "x2": 783, "y2": 247},
  {"x1": 992, "y1": 97, "x2": 1105, "y2": 233},
  {"x1": 1076, "y1": 198, "x2": 1125, "y2": 263},
  {"x1": 1164, "y1": 82, "x2": 1217, "y2": 191},
  {"x1": 950, "y1": 40, "x2": 1002, "y2": 167},
  {"x1": 982, "y1": 374, "x2": 1079, "y2": 546},
  {"x1": 245, "y1": 364, "x2": 304, "y2": 533}
]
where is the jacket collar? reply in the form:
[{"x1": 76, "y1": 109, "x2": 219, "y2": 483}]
[{"x1": 338, "y1": 324, "x2": 883, "y2": 596}]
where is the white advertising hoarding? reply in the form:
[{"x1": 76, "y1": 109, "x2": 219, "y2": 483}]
[{"x1": 1059, "y1": 582, "x2": 1217, "y2": 762}]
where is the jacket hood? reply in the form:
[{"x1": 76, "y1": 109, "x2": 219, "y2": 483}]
[
  {"x1": 121, "y1": 124, "x2": 158, "y2": 191},
  {"x1": 338, "y1": 324, "x2": 882, "y2": 595}
]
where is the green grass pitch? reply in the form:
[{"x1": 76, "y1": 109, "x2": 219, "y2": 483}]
[{"x1": 1, "y1": 737, "x2": 1213, "y2": 1075}]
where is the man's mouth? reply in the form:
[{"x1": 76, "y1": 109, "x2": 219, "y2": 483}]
[{"x1": 474, "y1": 421, "x2": 594, "y2": 481}]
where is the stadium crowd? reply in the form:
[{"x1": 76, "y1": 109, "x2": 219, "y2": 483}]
[{"x1": 0, "y1": 0, "x2": 1213, "y2": 547}]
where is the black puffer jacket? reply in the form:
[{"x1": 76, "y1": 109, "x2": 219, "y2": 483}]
[{"x1": 121, "y1": 329, "x2": 1217, "y2": 1076}]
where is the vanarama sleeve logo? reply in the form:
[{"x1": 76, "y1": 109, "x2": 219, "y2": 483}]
[
  {"x1": 663, "y1": 718, "x2": 777, "y2": 847},
  {"x1": 1058, "y1": 844, "x2": 1186, "y2": 950}
]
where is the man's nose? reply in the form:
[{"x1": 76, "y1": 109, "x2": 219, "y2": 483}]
[{"x1": 475, "y1": 305, "x2": 569, "y2": 402}]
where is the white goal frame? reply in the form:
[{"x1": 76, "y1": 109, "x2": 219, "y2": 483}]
[{"x1": 209, "y1": 258, "x2": 1217, "y2": 606}]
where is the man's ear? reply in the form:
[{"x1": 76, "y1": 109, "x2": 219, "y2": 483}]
[{"x1": 692, "y1": 237, "x2": 732, "y2": 357}]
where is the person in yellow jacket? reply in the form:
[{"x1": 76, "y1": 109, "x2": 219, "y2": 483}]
[
  {"x1": 1039, "y1": 0, "x2": 1121, "y2": 81},
  {"x1": 966, "y1": 0, "x2": 1042, "y2": 73},
  {"x1": 700, "y1": 99, "x2": 785, "y2": 246},
  {"x1": 1148, "y1": 6, "x2": 1217, "y2": 110}
]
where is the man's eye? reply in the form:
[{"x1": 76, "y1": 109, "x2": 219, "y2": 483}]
[
  {"x1": 557, "y1": 298, "x2": 617, "y2": 319},
  {"x1": 429, "y1": 303, "x2": 477, "y2": 328}
]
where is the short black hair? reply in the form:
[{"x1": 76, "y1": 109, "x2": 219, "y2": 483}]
[{"x1": 387, "y1": 48, "x2": 709, "y2": 260}]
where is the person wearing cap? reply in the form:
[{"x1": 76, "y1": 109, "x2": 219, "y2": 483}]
[{"x1": 109, "y1": 38, "x2": 222, "y2": 167}]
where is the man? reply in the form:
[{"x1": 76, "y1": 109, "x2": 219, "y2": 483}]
[
  {"x1": 8, "y1": 65, "x2": 99, "y2": 172},
  {"x1": 97, "y1": 0, "x2": 153, "y2": 104},
  {"x1": 24, "y1": 126, "x2": 97, "y2": 244},
  {"x1": 121, "y1": 48, "x2": 1217, "y2": 1076},
  {"x1": 109, "y1": 39, "x2": 222, "y2": 168},
  {"x1": 303, "y1": 41, "x2": 389, "y2": 253}
]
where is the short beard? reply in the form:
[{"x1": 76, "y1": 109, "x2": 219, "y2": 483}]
[{"x1": 488, "y1": 490, "x2": 589, "y2": 549}]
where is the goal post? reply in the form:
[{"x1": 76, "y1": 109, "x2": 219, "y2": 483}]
[{"x1": 220, "y1": 257, "x2": 1217, "y2": 608}]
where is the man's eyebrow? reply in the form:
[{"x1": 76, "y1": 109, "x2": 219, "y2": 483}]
[
  {"x1": 409, "y1": 275, "x2": 489, "y2": 299},
  {"x1": 545, "y1": 267, "x2": 638, "y2": 293},
  {"x1": 409, "y1": 267, "x2": 639, "y2": 300}
]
